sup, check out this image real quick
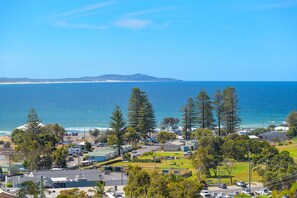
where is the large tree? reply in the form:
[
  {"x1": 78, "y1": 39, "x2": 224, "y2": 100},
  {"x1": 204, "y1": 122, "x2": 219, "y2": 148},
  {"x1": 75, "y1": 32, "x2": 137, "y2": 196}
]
[
  {"x1": 43, "y1": 123, "x2": 66, "y2": 145},
  {"x1": 14, "y1": 109, "x2": 66, "y2": 171},
  {"x1": 160, "y1": 117, "x2": 180, "y2": 131},
  {"x1": 128, "y1": 88, "x2": 144, "y2": 129},
  {"x1": 124, "y1": 166, "x2": 151, "y2": 197},
  {"x1": 26, "y1": 108, "x2": 42, "y2": 134},
  {"x1": 89, "y1": 128, "x2": 100, "y2": 141},
  {"x1": 109, "y1": 105, "x2": 126, "y2": 156},
  {"x1": 137, "y1": 101, "x2": 156, "y2": 138},
  {"x1": 191, "y1": 147, "x2": 215, "y2": 179},
  {"x1": 223, "y1": 87, "x2": 240, "y2": 134},
  {"x1": 286, "y1": 111, "x2": 297, "y2": 127},
  {"x1": 127, "y1": 88, "x2": 156, "y2": 138},
  {"x1": 213, "y1": 89, "x2": 224, "y2": 136},
  {"x1": 181, "y1": 97, "x2": 197, "y2": 140},
  {"x1": 196, "y1": 89, "x2": 214, "y2": 129},
  {"x1": 50, "y1": 146, "x2": 68, "y2": 168}
]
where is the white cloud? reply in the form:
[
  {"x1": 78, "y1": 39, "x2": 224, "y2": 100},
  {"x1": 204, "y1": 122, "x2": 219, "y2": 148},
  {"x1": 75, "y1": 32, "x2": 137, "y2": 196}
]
[
  {"x1": 124, "y1": 6, "x2": 177, "y2": 18},
  {"x1": 114, "y1": 19, "x2": 151, "y2": 30},
  {"x1": 49, "y1": 1, "x2": 112, "y2": 30},
  {"x1": 54, "y1": 21, "x2": 108, "y2": 30},
  {"x1": 251, "y1": 0, "x2": 297, "y2": 10},
  {"x1": 53, "y1": 2, "x2": 113, "y2": 18}
]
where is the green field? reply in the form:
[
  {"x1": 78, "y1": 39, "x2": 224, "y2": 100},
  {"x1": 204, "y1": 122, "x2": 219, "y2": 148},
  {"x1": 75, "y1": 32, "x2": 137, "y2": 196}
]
[
  {"x1": 276, "y1": 143, "x2": 297, "y2": 161},
  {"x1": 108, "y1": 151, "x2": 260, "y2": 184},
  {"x1": 95, "y1": 138, "x2": 297, "y2": 184}
]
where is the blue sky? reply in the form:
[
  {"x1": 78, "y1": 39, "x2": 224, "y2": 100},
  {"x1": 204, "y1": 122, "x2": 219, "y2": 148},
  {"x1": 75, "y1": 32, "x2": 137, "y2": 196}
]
[{"x1": 0, "y1": 0, "x2": 297, "y2": 81}]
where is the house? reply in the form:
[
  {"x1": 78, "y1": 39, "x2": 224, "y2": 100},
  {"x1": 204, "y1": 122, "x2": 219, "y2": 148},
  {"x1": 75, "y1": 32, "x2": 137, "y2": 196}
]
[
  {"x1": 185, "y1": 140, "x2": 198, "y2": 150},
  {"x1": 163, "y1": 141, "x2": 184, "y2": 151},
  {"x1": 86, "y1": 148, "x2": 117, "y2": 162}
]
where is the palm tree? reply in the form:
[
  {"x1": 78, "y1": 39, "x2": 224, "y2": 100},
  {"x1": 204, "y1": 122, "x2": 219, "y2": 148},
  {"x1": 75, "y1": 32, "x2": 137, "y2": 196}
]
[{"x1": 165, "y1": 173, "x2": 184, "y2": 183}]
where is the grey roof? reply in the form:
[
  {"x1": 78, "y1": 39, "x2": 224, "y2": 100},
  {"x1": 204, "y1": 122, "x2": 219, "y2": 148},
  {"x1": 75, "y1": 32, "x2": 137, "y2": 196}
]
[
  {"x1": 258, "y1": 131, "x2": 287, "y2": 140},
  {"x1": 9, "y1": 169, "x2": 128, "y2": 185}
]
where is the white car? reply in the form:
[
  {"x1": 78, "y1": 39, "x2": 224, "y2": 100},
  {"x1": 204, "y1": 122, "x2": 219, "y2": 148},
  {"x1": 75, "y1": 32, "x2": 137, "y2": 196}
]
[
  {"x1": 50, "y1": 167, "x2": 64, "y2": 171},
  {"x1": 200, "y1": 190, "x2": 211, "y2": 197},
  {"x1": 242, "y1": 188, "x2": 251, "y2": 195},
  {"x1": 216, "y1": 193, "x2": 225, "y2": 198},
  {"x1": 255, "y1": 188, "x2": 270, "y2": 195}
]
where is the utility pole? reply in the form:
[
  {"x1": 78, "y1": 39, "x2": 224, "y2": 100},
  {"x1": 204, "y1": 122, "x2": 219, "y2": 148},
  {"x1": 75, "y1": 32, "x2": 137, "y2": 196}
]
[
  {"x1": 248, "y1": 144, "x2": 252, "y2": 194},
  {"x1": 218, "y1": 166, "x2": 220, "y2": 184},
  {"x1": 40, "y1": 176, "x2": 44, "y2": 198},
  {"x1": 121, "y1": 155, "x2": 123, "y2": 185}
]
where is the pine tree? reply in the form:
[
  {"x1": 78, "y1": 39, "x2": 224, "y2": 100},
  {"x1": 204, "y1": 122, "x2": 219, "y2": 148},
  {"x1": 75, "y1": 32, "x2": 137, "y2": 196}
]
[
  {"x1": 26, "y1": 108, "x2": 42, "y2": 134},
  {"x1": 109, "y1": 106, "x2": 126, "y2": 156},
  {"x1": 127, "y1": 88, "x2": 156, "y2": 138},
  {"x1": 223, "y1": 87, "x2": 240, "y2": 134},
  {"x1": 181, "y1": 97, "x2": 196, "y2": 140},
  {"x1": 196, "y1": 89, "x2": 214, "y2": 129},
  {"x1": 128, "y1": 88, "x2": 143, "y2": 129},
  {"x1": 213, "y1": 89, "x2": 224, "y2": 136}
]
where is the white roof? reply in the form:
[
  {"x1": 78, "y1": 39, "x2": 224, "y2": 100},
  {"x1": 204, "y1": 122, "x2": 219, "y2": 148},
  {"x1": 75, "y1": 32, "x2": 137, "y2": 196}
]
[
  {"x1": 166, "y1": 141, "x2": 184, "y2": 146},
  {"x1": 248, "y1": 135, "x2": 259, "y2": 139},
  {"x1": 17, "y1": 123, "x2": 45, "y2": 130},
  {"x1": 51, "y1": 177, "x2": 68, "y2": 183}
]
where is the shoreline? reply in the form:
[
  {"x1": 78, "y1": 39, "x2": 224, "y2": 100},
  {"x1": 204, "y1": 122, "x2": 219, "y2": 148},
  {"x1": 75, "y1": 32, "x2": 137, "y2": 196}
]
[
  {"x1": 0, "y1": 80, "x2": 180, "y2": 85},
  {"x1": 0, "y1": 122, "x2": 281, "y2": 136}
]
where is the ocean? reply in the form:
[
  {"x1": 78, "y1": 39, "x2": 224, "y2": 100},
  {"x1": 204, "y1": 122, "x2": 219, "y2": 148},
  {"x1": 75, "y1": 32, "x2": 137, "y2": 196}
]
[{"x1": 0, "y1": 81, "x2": 297, "y2": 133}]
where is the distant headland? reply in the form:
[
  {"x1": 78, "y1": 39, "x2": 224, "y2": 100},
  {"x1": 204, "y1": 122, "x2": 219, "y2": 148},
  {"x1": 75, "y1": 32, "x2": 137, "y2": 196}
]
[{"x1": 0, "y1": 73, "x2": 182, "y2": 84}]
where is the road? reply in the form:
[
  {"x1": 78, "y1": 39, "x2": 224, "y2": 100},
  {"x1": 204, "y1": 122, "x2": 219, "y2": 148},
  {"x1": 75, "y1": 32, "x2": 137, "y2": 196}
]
[
  {"x1": 207, "y1": 183, "x2": 264, "y2": 195},
  {"x1": 133, "y1": 145, "x2": 158, "y2": 155}
]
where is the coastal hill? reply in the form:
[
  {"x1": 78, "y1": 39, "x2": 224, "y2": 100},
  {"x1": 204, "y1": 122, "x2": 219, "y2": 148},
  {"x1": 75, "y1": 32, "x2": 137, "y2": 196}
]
[{"x1": 0, "y1": 73, "x2": 181, "y2": 83}]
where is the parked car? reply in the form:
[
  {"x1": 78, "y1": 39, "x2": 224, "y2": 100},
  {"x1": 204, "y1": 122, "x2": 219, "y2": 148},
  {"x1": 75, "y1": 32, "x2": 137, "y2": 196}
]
[
  {"x1": 200, "y1": 190, "x2": 211, "y2": 197},
  {"x1": 19, "y1": 167, "x2": 27, "y2": 172},
  {"x1": 96, "y1": 143, "x2": 107, "y2": 147},
  {"x1": 80, "y1": 160, "x2": 93, "y2": 166},
  {"x1": 235, "y1": 181, "x2": 247, "y2": 187},
  {"x1": 229, "y1": 191, "x2": 240, "y2": 197},
  {"x1": 215, "y1": 193, "x2": 225, "y2": 198},
  {"x1": 242, "y1": 188, "x2": 251, "y2": 195},
  {"x1": 50, "y1": 167, "x2": 64, "y2": 171},
  {"x1": 67, "y1": 156, "x2": 74, "y2": 162},
  {"x1": 255, "y1": 188, "x2": 270, "y2": 195},
  {"x1": 0, "y1": 174, "x2": 5, "y2": 181},
  {"x1": 218, "y1": 183, "x2": 227, "y2": 189}
]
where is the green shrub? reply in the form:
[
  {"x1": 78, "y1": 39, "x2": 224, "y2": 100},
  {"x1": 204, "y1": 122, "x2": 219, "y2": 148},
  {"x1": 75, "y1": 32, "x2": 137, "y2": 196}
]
[{"x1": 6, "y1": 182, "x2": 12, "y2": 188}]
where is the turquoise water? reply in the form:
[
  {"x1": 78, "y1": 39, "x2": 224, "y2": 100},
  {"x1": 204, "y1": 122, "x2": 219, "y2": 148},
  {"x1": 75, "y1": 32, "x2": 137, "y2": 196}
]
[{"x1": 0, "y1": 81, "x2": 297, "y2": 132}]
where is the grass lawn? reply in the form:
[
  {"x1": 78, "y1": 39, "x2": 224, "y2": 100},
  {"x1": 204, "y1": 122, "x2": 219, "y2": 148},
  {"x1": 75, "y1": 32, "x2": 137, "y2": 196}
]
[
  {"x1": 276, "y1": 143, "x2": 297, "y2": 161},
  {"x1": 93, "y1": 140, "x2": 297, "y2": 184},
  {"x1": 105, "y1": 151, "x2": 261, "y2": 184}
]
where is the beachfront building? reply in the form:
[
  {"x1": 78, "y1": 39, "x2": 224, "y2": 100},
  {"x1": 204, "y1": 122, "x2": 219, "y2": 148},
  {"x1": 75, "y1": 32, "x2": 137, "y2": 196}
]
[{"x1": 163, "y1": 141, "x2": 184, "y2": 151}]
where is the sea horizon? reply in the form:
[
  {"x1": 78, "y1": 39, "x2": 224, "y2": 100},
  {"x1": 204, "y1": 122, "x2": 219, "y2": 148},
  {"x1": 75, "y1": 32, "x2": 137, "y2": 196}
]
[{"x1": 1, "y1": 81, "x2": 296, "y2": 134}]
